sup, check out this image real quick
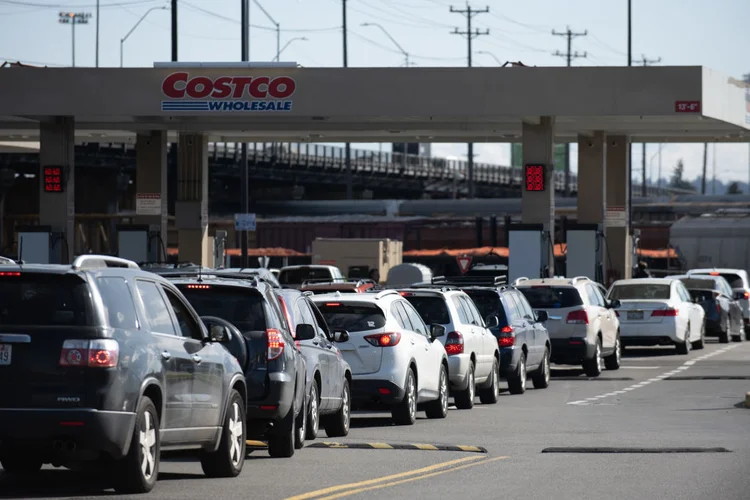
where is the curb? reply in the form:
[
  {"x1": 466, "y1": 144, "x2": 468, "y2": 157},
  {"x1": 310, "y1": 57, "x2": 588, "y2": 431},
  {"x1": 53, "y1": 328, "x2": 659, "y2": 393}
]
[
  {"x1": 745, "y1": 392, "x2": 750, "y2": 408},
  {"x1": 306, "y1": 441, "x2": 487, "y2": 453}
]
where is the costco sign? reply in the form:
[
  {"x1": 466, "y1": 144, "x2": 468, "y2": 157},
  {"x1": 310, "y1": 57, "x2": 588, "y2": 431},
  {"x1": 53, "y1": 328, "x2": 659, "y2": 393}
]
[{"x1": 161, "y1": 72, "x2": 296, "y2": 112}]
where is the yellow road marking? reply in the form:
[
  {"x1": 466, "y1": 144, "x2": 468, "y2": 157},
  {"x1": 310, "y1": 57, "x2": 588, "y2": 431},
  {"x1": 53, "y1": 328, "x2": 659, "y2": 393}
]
[
  {"x1": 245, "y1": 440, "x2": 267, "y2": 447},
  {"x1": 283, "y1": 456, "x2": 484, "y2": 500},
  {"x1": 369, "y1": 443, "x2": 394, "y2": 449},
  {"x1": 414, "y1": 444, "x2": 439, "y2": 451},
  {"x1": 314, "y1": 456, "x2": 509, "y2": 500}
]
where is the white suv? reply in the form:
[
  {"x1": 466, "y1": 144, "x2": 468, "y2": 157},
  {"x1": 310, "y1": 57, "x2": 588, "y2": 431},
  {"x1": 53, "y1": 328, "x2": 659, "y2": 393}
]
[
  {"x1": 312, "y1": 290, "x2": 449, "y2": 425},
  {"x1": 515, "y1": 277, "x2": 622, "y2": 377},
  {"x1": 399, "y1": 287, "x2": 501, "y2": 409}
]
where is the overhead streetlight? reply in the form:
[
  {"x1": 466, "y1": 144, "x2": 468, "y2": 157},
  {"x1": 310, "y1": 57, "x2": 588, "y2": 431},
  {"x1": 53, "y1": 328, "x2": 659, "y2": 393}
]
[
  {"x1": 360, "y1": 22, "x2": 410, "y2": 67},
  {"x1": 277, "y1": 37, "x2": 308, "y2": 59},
  {"x1": 58, "y1": 11, "x2": 91, "y2": 67},
  {"x1": 476, "y1": 50, "x2": 501, "y2": 66},
  {"x1": 120, "y1": 6, "x2": 168, "y2": 67}
]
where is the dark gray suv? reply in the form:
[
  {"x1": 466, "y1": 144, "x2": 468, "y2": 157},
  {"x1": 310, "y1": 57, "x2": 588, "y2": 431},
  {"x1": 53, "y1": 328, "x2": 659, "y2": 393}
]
[{"x1": 0, "y1": 255, "x2": 247, "y2": 494}]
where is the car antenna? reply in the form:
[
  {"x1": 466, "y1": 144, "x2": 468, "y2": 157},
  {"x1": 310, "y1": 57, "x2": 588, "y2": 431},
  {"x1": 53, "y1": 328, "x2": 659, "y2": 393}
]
[
  {"x1": 197, "y1": 264, "x2": 203, "y2": 283},
  {"x1": 17, "y1": 235, "x2": 24, "y2": 267}
]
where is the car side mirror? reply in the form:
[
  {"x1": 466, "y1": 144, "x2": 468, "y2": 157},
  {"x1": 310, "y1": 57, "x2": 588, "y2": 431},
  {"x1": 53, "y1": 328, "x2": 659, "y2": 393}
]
[
  {"x1": 430, "y1": 324, "x2": 446, "y2": 340},
  {"x1": 608, "y1": 299, "x2": 621, "y2": 309},
  {"x1": 333, "y1": 330, "x2": 349, "y2": 343},
  {"x1": 535, "y1": 310, "x2": 548, "y2": 322},
  {"x1": 295, "y1": 323, "x2": 316, "y2": 341},
  {"x1": 486, "y1": 315, "x2": 500, "y2": 328},
  {"x1": 209, "y1": 324, "x2": 230, "y2": 343}
]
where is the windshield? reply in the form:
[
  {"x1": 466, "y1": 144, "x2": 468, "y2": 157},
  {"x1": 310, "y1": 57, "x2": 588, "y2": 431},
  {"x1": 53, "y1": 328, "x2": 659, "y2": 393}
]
[
  {"x1": 691, "y1": 272, "x2": 744, "y2": 289},
  {"x1": 315, "y1": 302, "x2": 386, "y2": 332},
  {"x1": 177, "y1": 285, "x2": 267, "y2": 332},
  {"x1": 464, "y1": 290, "x2": 509, "y2": 327},
  {"x1": 279, "y1": 267, "x2": 335, "y2": 285},
  {"x1": 608, "y1": 284, "x2": 671, "y2": 300},
  {"x1": 0, "y1": 274, "x2": 92, "y2": 326},
  {"x1": 518, "y1": 286, "x2": 583, "y2": 309},
  {"x1": 403, "y1": 296, "x2": 451, "y2": 325}
]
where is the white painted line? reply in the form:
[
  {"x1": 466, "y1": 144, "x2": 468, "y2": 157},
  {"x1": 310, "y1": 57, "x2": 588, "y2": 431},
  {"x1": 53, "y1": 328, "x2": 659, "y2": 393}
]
[{"x1": 619, "y1": 366, "x2": 662, "y2": 369}]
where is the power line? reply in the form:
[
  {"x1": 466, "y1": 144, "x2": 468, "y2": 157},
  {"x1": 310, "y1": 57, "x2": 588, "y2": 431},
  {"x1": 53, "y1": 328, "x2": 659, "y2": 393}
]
[
  {"x1": 552, "y1": 26, "x2": 587, "y2": 66},
  {"x1": 632, "y1": 54, "x2": 661, "y2": 66},
  {"x1": 450, "y1": 3, "x2": 489, "y2": 200}
]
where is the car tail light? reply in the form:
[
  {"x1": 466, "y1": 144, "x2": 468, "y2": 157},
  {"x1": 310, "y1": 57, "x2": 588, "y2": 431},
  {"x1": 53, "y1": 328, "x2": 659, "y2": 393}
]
[
  {"x1": 498, "y1": 336, "x2": 515, "y2": 348},
  {"x1": 566, "y1": 310, "x2": 588, "y2": 324},
  {"x1": 651, "y1": 308, "x2": 678, "y2": 317},
  {"x1": 267, "y1": 329, "x2": 285, "y2": 360},
  {"x1": 744, "y1": 292, "x2": 750, "y2": 300},
  {"x1": 59, "y1": 339, "x2": 119, "y2": 368},
  {"x1": 364, "y1": 332, "x2": 401, "y2": 347},
  {"x1": 444, "y1": 331, "x2": 464, "y2": 355},
  {"x1": 0, "y1": 271, "x2": 20, "y2": 277}
]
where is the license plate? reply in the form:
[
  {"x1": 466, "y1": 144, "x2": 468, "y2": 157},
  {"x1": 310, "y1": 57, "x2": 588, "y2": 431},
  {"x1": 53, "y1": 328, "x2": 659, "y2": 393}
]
[
  {"x1": 627, "y1": 311, "x2": 644, "y2": 320},
  {"x1": 0, "y1": 344, "x2": 11, "y2": 365}
]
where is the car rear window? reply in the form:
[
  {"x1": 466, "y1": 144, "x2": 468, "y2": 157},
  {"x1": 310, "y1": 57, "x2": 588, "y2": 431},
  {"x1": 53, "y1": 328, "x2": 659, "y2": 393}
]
[
  {"x1": 279, "y1": 268, "x2": 333, "y2": 285},
  {"x1": 402, "y1": 296, "x2": 451, "y2": 325},
  {"x1": 0, "y1": 273, "x2": 92, "y2": 326},
  {"x1": 608, "y1": 284, "x2": 671, "y2": 300},
  {"x1": 679, "y1": 278, "x2": 719, "y2": 292},
  {"x1": 316, "y1": 302, "x2": 386, "y2": 332},
  {"x1": 518, "y1": 286, "x2": 583, "y2": 308},
  {"x1": 177, "y1": 284, "x2": 267, "y2": 332},
  {"x1": 689, "y1": 289, "x2": 715, "y2": 302},
  {"x1": 692, "y1": 272, "x2": 744, "y2": 289},
  {"x1": 463, "y1": 290, "x2": 509, "y2": 327}
]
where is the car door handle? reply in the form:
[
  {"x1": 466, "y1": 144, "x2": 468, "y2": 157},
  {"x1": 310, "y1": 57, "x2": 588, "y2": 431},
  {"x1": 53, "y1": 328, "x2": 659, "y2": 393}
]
[
  {"x1": 161, "y1": 351, "x2": 171, "y2": 361},
  {"x1": 192, "y1": 354, "x2": 202, "y2": 364}
]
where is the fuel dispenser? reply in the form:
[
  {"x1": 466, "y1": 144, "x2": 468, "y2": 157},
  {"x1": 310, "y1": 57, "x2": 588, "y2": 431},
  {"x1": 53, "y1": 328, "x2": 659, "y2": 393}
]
[
  {"x1": 507, "y1": 223, "x2": 552, "y2": 284},
  {"x1": 117, "y1": 225, "x2": 165, "y2": 264},
  {"x1": 213, "y1": 230, "x2": 228, "y2": 268},
  {"x1": 17, "y1": 226, "x2": 67, "y2": 264},
  {"x1": 564, "y1": 222, "x2": 604, "y2": 283}
]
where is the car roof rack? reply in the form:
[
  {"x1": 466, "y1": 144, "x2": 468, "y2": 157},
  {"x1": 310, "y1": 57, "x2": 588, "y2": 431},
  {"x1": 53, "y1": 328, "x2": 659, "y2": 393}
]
[
  {"x1": 512, "y1": 277, "x2": 529, "y2": 285},
  {"x1": 432, "y1": 275, "x2": 507, "y2": 286},
  {"x1": 404, "y1": 284, "x2": 461, "y2": 292},
  {"x1": 137, "y1": 261, "x2": 197, "y2": 269},
  {"x1": 300, "y1": 277, "x2": 351, "y2": 286},
  {"x1": 72, "y1": 254, "x2": 139, "y2": 270},
  {"x1": 570, "y1": 276, "x2": 590, "y2": 284},
  {"x1": 371, "y1": 289, "x2": 400, "y2": 300}
]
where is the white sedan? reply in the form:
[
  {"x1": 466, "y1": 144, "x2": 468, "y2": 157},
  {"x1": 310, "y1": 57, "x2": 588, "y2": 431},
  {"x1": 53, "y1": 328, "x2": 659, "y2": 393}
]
[{"x1": 606, "y1": 278, "x2": 706, "y2": 354}]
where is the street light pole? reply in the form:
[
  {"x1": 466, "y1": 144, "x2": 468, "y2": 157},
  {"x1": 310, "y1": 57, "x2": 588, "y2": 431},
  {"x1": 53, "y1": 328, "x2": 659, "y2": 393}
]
[
  {"x1": 252, "y1": 0, "x2": 280, "y2": 61},
  {"x1": 476, "y1": 50, "x2": 501, "y2": 65},
  {"x1": 58, "y1": 12, "x2": 91, "y2": 67},
  {"x1": 361, "y1": 22, "x2": 410, "y2": 67},
  {"x1": 277, "y1": 37, "x2": 308, "y2": 59},
  {"x1": 95, "y1": 0, "x2": 100, "y2": 67},
  {"x1": 120, "y1": 6, "x2": 168, "y2": 67}
]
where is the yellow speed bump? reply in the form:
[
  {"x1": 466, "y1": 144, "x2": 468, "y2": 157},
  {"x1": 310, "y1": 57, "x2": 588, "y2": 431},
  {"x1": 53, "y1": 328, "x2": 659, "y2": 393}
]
[
  {"x1": 745, "y1": 392, "x2": 750, "y2": 408},
  {"x1": 246, "y1": 440, "x2": 268, "y2": 448},
  {"x1": 306, "y1": 441, "x2": 487, "y2": 453}
]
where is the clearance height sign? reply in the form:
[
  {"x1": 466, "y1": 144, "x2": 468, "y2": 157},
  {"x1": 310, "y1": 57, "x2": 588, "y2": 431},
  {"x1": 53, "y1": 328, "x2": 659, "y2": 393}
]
[
  {"x1": 511, "y1": 143, "x2": 566, "y2": 172},
  {"x1": 161, "y1": 72, "x2": 296, "y2": 112}
]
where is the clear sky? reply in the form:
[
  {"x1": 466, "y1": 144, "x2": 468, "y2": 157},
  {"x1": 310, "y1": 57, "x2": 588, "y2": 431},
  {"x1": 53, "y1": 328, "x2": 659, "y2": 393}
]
[{"x1": 2, "y1": 0, "x2": 749, "y2": 185}]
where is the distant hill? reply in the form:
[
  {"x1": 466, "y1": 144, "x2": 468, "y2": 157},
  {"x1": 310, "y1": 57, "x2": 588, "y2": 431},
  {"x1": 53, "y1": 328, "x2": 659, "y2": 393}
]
[{"x1": 648, "y1": 177, "x2": 748, "y2": 195}]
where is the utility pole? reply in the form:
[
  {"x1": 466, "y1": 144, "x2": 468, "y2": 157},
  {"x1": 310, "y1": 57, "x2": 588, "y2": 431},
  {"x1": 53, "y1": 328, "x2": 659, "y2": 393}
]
[
  {"x1": 171, "y1": 0, "x2": 178, "y2": 62},
  {"x1": 450, "y1": 4, "x2": 489, "y2": 199},
  {"x1": 240, "y1": 0, "x2": 249, "y2": 267},
  {"x1": 95, "y1": 0, "x2": 100, "y2": 67},
  {"x1": 632, "y1": 54, "x2": 661, "y2": 197},
  {"x1": 343, "y1": 0, "x2": 352, "y2": 199},
  {"x1": 627, "y1": 0, "x2": 632, "y2": 235},
  {"x1": 701, "y1": 142, "x2": 708, "y2": 195},
  {"x1": 58, "y1": 11, "x2": 91, "y2": 67},
  {"x1": 552, "y1": 26, "x2": 587, "y2": 197},
  {"x1": 711, "y1": 143, "x2": 716, "y2": 195},
  {"x1": 744, "y1": 73, "x2": 750, "y2": 189}
]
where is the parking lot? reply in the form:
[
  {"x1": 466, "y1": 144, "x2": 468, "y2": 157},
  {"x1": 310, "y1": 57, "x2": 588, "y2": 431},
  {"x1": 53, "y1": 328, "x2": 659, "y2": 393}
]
[{"x1": 3, "y1": 339, "x2": 749, "y2": 500}]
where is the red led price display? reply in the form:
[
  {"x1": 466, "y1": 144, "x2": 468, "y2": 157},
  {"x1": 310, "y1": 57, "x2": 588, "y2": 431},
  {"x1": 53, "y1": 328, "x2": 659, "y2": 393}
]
[
  {"x1": 44, "y1": 166, "x2": 64, "y2": 193},
  {"x1": 524, "y1": 164, "x2": 545, "y2": 192}
]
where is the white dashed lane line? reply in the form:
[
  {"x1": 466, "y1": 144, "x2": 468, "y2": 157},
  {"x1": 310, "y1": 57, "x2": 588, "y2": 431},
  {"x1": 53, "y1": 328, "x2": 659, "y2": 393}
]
[{"x1": 567, "y1": 344, "x2": 740, "y2": 406}]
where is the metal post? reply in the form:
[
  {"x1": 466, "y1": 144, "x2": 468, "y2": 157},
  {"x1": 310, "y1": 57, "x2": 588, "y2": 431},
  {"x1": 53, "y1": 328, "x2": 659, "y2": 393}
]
[
  {"x1": 240, "y1": 0, "x2": 250, "y2": 267},
  {"x1": 95, "y1": 0, "x2": 100, "y2": 67},
  {"x1": 72, "y1": 20, "x2": 76, "y2": 67},
  {"x1": 276, "y1": 24, "x2": 280, "y2": 62},
  {"x1": 171, "y1": 0, "x2": 178, "y2": 62},
  {"x1": 641, "y1": 142, "x2": 646, "y2": 196},
  {"x1": 343, "y1": 0, "x2": 352, "y2": 199}
]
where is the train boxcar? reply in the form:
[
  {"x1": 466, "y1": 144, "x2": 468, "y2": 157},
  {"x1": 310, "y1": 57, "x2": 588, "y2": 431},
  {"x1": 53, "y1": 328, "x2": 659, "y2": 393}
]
[{"x1": 670, "y1": 211, "x2": 750, "y2": 270}]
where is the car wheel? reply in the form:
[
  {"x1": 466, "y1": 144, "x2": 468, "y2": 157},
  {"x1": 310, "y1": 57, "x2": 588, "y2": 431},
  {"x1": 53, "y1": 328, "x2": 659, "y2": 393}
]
[
  {"x1": 294, "y1": 392, "x2": 307, "y2": 450},
  {"x1": 454, "y1": 362, "x2": 475, "y2": 409},
  {"x1": 391, "y1": 368, "x2": 416, "y2": 425},
  {"x1": 692, "y1": 321, "x2": 706, "y2": 350},
  {"x1": 425, "y1": 364, "x2": 448, "y2": 418},
  {"x1": 732, "y1": 318, "x2": 744, "y2": 342},
  {"x1": 268, "y1": 406, "x2": 296, "y2": 458},
  {"x1": 201, "y1": 389, "x2": 246, "y2": 478},
  {"x1": 582, "y1": 339, "x2": 603, "y2": 377},
  {"x1": 305, "y1": 383, "x2": 320, "y2": 440},
  {"x1": 508, "y1": 353, "x2": 527, "y2": 394},
  {"x1": 324, "y1": 379, "x2": 351, "y2": 437},
  {"x1": 0, "y1": 455, "x2": 43, "y2": 476},
  {"x1": 719, "y1": 317, "x2": 730, "y2": 343},
  {"x1": 532, "y1": 348, "x2": 551, "y2": 389},
  {"x1": 479, "y1": 358, "x2": 500, "y2": 403},
  {"x1": 112, "y1": 396, "x2": 160, "y2": 494},
  {"x1": 604, "y1": 335, "x2": 622, "y2": 370}
]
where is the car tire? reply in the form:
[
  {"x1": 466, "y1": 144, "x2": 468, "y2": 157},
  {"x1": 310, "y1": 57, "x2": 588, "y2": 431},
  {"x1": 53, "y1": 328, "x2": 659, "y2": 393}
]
[
  {"x1": 294, "y1": 393, "x2": 307, "y2": 450},
  {"x1": 508, "y1": 353, "x2": 527, "y2": 394},
  {"x1": 692, "y1": 321, "x2": 706, "y2": 350},
  {"x1": 112, "y1": 396, "x2": 160, "y2": 494},
  {"x1": 732, "y1": 318, "x2": 744, "y2": 342},
  {"x1": 582, "y1": 339, "x2": 603, "y2": 377},
  {"x1": 604, "y1": 335, "x2": 622, "y2": 370},
  {"x1": 391, "y1": 368, "x2": 416, "y2": 426},
  {"x1": 425, "y1": 364, "x2": 448, "y2": 419},
  {"x1": 324, "y1": 379, "x2": 351, "y2": 437},
  {"x1": 479, "y1": 358, "x2": 500, "y2": 403},
  {"x1": 200, "y1": 389, "x2": 246, "y2": 478},
  {"x1": 0, "y1": 455, "x2": 43, "y2": 475},
  {"x1": 454, "y1": 362, "x2": 475, "y2": 409},
  {"x1": 305, "y1": 382, "x2": 320, "y2": 440},
  {"x1": 268, "y1": 406, "x2": 296, "y2": 458},
  {"x1": 719, "y1": 317, "x2": 730, "y2": 343},
  {"x1": 676, "y1": 324, "x2": 692, "y2": 355},
  {"x1": 532, "y1": 348, "x2": 551, "y2": 389}
]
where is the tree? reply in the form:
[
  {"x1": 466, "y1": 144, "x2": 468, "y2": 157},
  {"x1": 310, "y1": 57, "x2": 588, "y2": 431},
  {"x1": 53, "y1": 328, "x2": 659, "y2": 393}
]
[
  {"x1": 669, "y1": 159, "x2": 695, "y2": 191},
  {"x1": 727, "y1": 182, "x2": 743, "y2": 195}
]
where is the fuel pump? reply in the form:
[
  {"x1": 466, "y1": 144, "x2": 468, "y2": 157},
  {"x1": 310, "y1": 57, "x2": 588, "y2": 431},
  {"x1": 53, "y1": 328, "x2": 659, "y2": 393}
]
[
  {"x1": 214, "y1": 230, "x2": 228, "y2": 268},
  {"x1": 117, "y1": 224, "x2": 165, "y2": 263},
  {"x1": 507, "y1": 222, "x2": 549, "y2": 283},
  {"x1": 564, "y1": 222, "x2": 604, "y2": 283}
]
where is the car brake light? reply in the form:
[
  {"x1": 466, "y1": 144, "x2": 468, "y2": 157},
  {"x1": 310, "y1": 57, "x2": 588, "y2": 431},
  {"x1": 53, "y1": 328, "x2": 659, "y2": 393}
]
[
  {"x1": 445, "y1": 331, "x2": 464, "y2": 355},
  {"x1": 267, "y1": 329, "x2": 285, "y2": 360},
  {"x1": 0, "y1": 271, "x2": 20, "y2": 276},
  {"x1": 566, "y1": 310, "x2": 589, "y2": 324},
  {"x1": 364, "y1": 332, "x2": 401, "y2": 347},
  {"x1": 186, "y1": 284, "x2": 210, "y2": 289},
  {"x1": 326, "y1": 303, "x2": 341, "y2": 307},
  {"x1": 399, "y1": 292, "x2": 413, "y2": 297},
  {"x1": 498, "y1": 336, "x2": 515, "y2": 348},
  {"x1": 709, "y1": 272, "x2": 720, "y2": 276},
  {"x1": 651, "y1": 308, "x2": 678, "y2": 317},
  {"x1": 59, "y1": 339, "x2": 119, "y2": 368},
  {"x1": 744, "y1": 292, "x2": 749, "y2": 300},
  {"x1": 500, "y1": 326, "x2": 513, "y2": 334}
]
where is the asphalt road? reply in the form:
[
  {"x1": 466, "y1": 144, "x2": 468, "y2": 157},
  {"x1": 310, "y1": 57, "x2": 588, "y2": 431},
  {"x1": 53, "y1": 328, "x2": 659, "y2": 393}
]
[{"x1": 3, "y1": 338, "x2": 750, "y2": 500}]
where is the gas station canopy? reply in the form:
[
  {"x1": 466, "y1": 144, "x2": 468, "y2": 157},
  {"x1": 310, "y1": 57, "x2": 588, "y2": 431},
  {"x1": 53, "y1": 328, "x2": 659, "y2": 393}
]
[{"x1": 0, "y1": 65, "x2": 747, "y2": 143}]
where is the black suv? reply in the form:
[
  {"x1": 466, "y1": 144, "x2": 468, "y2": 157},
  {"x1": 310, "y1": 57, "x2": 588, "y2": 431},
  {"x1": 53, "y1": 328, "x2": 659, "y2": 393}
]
[
  {"x1": 163, "y1": 271, "x2": 308, "y2": 458},
  {"x1": 0, "y1": 256, "x2": 247, "y2": 494}
]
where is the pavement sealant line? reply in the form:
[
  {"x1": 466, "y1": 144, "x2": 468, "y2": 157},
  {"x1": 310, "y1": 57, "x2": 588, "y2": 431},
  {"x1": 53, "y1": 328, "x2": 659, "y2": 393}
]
[{"x1": 566, "y1": 344, "x2": 741, "y2": 406}]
